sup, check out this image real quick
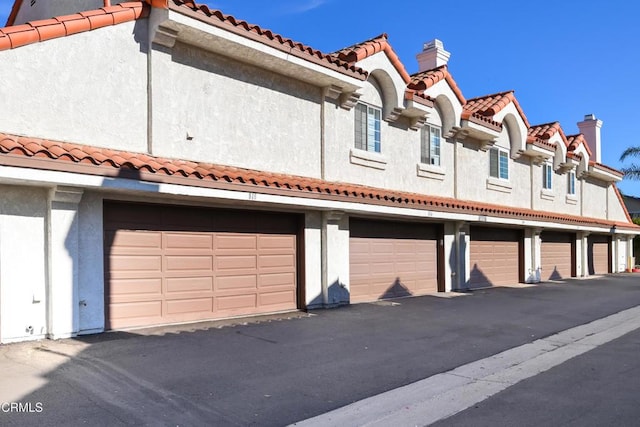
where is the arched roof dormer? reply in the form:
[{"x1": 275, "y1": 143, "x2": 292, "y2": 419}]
[{"x1": 528, "y1": 122, "x2": 569, "y2": 170}]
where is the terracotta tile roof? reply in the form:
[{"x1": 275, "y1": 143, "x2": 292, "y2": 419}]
[
  {"x1": 330, "y1": 33, "x2": 410, "y2": 83},
  {"x1": 566, "y1": 134, "x2": 593, "y2": 156},
  {"x1": 527, "y1": 122, "x2": 569, "y2": 151},
  {"x1": 409, "y1": 65, "x2": 466, "y2": 104},
  {"x1": 0, "y1": 2, "x2": 148, "y2": 51},
  {"x1": 0, "y1": 132, "x2": 636, "y2": 231},
  {"x1": 168, "y1": 0, "x2": 367, "y2": 81},
  {"x1": 464, "y1": 90, "x2": 531, "y2": 128}
]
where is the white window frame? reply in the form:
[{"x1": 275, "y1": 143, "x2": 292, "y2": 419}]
[
  {"x1": 543, "y1": 162, "x2": 553, "y2": 190},
  {"x1": 421, "y1": 125, "x2": 441, "y2": 166},
  {"x1": 354, "y1": 102, "x2": 381, "y2": 153},
  {"x1": 489, "y1": 147, "x2": 509, "y2": 180}
]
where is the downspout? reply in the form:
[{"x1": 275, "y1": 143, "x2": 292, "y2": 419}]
[
  {"x1": 530, "y1": 159, "x2": 534, "y2": 210},
  {"x1": 320, "y1": 88, "x2": 326, "y2": 181},
  {"x1": 453, "y1": 139, "x2": 458, "y2": 199},
  {"x1": 320, "y1": 88, "x2": 328, "y2": 305}
]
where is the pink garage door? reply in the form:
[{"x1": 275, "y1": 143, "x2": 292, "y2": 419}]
[
  {"x1": 540, "y1": 232, "x2": 576, "y2": 280},
  {"x1": 104, "y1": 202, "x2": 299, "y2": 330},
  {"x1": 349, "y1": 219, "x2": 440, "y2": 303},
  {"x1": 588, "y1": 235, "x2": 611, "y2": 275},
  {"x1": 469, "y1": 227, "x2": 522, "y2": 289}
]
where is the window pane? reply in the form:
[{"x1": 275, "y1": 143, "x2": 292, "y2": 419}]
[
  {"x1": 354, "y1": 103, "x2": 367, "y2": 150},
  {"x1": 489, "y1": 148, "x2": 499, "y2": 178},
  {"x1": 420, "y1": 126, "x2": 429, "y2": 164},
  {"x1": 499, "y1": 151, "x2": 509, "y2": 179},
  {"x1": 430, "y1": 126, "x2": 441, "y2": 166},
  {"x1": 366, "y1": 106, "x2": 381, "y2": 153}
]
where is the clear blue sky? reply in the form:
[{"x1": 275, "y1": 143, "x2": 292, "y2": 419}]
[{"x1": 1, "y1": 0, "x2": 639, "y2": 196}]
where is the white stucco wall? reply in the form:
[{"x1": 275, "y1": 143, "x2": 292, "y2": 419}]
[
  {"x1": 304, "y1": 212, "x2": 322, "y2": 308},
  {"x1": 608, "y1": 187, "x2": 630, "y2": 222},
  {"x1": 151, "y1": 41, "x2": 322, "y2": 178},
  {"x1": 0, "y1": 21, "x2": 148, "y2": 152},
  {"x1": 531, "y1": 163, "x2": 581, "y2": 215},
  {"x1": 77, "y1": 192, "x2": 105, "y2": 334},
  {"x1": 323, "y1": 79, "x2": 455, "y2": 197},
  {"x1": 0, "y1": 185, "x2": 48, "y2": 343},
  {"x1": 582, "y1": 178, "x2": 608, "y2": 219},
  {"x1": 457, "y1": 126, "x2": 530, "y2": 208}
]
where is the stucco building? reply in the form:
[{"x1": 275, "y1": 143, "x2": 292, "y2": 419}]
[{"x1": 0, "y1": 0, "x2": 638, "y2": 343}]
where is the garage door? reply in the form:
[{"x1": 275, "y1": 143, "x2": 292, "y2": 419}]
[
  {"x1": 349, "y1": 219, "x2": 440, "y2": 303},
  {"x1": 469, "y1": 227, "x2": 521, "y2": 289},
  {"x1": 540, "y1": 232, "x2": 575, "y2": 280},
  {"x1": 104, "y1": 202, "x2": 299, "y2": 330},
  {"x1": 588, "y1": 235, "x2": 610, "y2": 275}
]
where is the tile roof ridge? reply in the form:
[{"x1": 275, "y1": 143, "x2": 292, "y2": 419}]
[
  {"x1": 330, "y1": 32, "x2": 410, "y2": 83},
  {"x1": 409, "y1": 64, "x2": 448, "y2": 78},
  {"x1": 407, "y1": 64, "x2": 466, "y2": 104},
  {"x1": 0, "y1": 2, "x2": 148, "y2": 51},
  {"x1": 168, "y1": 0, "x2": 368, "y2": 80},
  {"x1": 466, "y1": 89, "x2": 515, "y2": 102},
  {"x1": 2, "y1": 131, "x2": 636, "y2": 230}
]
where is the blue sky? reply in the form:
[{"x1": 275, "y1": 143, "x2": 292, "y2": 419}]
[{"x1": 2, "y1": 0, "x2": 639, "y2": 196}]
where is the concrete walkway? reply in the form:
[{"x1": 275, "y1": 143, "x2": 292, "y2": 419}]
[{"x1": 293, "y1": 304, "x2": 640, "y2": 426}]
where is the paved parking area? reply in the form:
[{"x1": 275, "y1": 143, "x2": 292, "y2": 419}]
[{"x1": 1, "y1": 274, "x2": 639, "y2": 426}]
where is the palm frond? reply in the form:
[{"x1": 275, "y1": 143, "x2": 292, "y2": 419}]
[
  {"x1": 621, "y1": 164, "x2": 640, "y2": 180},
  {"x1": 619, "y1": 146, "x2": 640, "y2": 162}
]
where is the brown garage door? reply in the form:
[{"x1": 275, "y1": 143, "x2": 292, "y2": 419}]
[
  {"x1": 349, "y1": 219, "x2": 440, "y2": 303},
  {"x1": 469, "y1": 227, "x2": 521, "y2": 289},
  {"x1": 541, "y1": 232, "x2": 576, "y2": 280},
  {"x1": 588, "y1": 235, "x2": 611, "y2": 275},
  {"x1": 104, "y1": 202, "x2": 299, "y2": 330}
]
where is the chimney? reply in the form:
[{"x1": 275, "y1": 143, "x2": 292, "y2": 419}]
[
  {"x1": 577, "y1": 114, "x2": 602, "y2": 163},
  {"x1": 416, "y1": 39, "x2": 450, "y2": 72}
]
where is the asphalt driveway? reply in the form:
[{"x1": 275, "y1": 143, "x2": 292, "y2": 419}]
[{"x1": 2, "y1": 275, "x2": 640, "y2": 426}]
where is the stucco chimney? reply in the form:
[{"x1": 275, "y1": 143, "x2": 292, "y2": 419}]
[
  {"x1": 416, "y1": 39, "x2": 450, "y2": 72},
  {"x1": 577, "y1": 114, "x2": 602, "y2": 163}
]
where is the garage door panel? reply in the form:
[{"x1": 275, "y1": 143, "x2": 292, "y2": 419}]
[
  {"x1": 166, "y1": 298, "x2": 213, "y2": 315},
  {"x1": 165, "y1": 277, "x2": 213, "y2": 293},
  {"x1": 217, "y1": 294, "x2": 258, "y2": 311},
  {"x1": 259, "y1": 235, "x2": 295, "y2": 250},
  {"x1": 110, "y1": 255, "x2": 162, "y2": 272},
  {"x1": 259, "y1": 290, "x2": 296, "y2": 306},
  {"x1": 109, "y1": 231, "x2": 162, "y2": 249},
  {"x1": 165, "y1": 233, "x2": 213, "y2": 249},
  {"x1": 260, "y1": 272, "x2": 296, "y2": 287},
  {"x1": 259, "y1": 254, "x2": 295, "y2": 269},
  {"x1": 216, "y1": 234, "x2": 257, "y2": 250},
  {"x1": 165, "y1": 255, "x2": 214, "y2": 272},
  {"x1": 216, "y1": 275, "x2": 257, "y2": 290},
  {"x1": 216, "y1": 255, "x2": 257, "y2": 271},
  {"x1": 109, "y1": 301, "x2": 162, "y2": 320},
  {"x1": 105, "y1": 203, "x2": 298, "y2": 330}
]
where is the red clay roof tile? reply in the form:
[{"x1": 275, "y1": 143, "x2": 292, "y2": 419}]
[
  {"x1": 409, "y1": 65, "x2": 466, "y2": 105},
  {"x1": 464, "y1": 90, "x2": 531, "y2": 128},
  {"x1": 0, "y1": 132, "x2": 636, "y2": 231},
  {"x1": 566, "y1": 134, "x2": 593, "y2": 156},
  {"x1": 0, "y1": 3, "x2": 148, "y2": 52},
  {"x1": 332, "y1": 33, "x2": 411, "y2": 83}
]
